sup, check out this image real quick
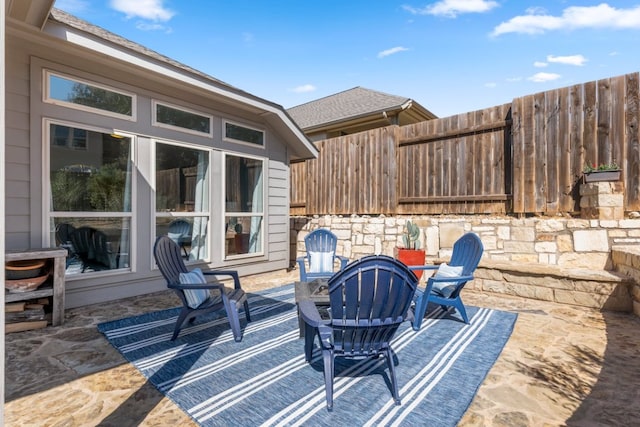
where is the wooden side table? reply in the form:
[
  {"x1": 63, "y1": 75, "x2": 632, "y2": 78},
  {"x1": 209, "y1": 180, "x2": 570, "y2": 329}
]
[{"x1": 5, "y1": 248, "x2": 68, "y2": 326}]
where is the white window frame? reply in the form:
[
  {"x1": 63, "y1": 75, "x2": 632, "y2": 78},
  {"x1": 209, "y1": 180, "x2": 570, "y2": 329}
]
[
  {"x1": 152, "y1": 99, "x2": 214, "y2": 138},
  {"x1": 43, "y1": 69, "x2": 136, "y2": 121},
  {"x1": 44, "y1": 119, "x2": 137, "y2": 278},
  {"x1": 223, "y1": 120, "x2": 266, "y2": 148},
  {"x1": 223, "y1": 151, "x2": 266, "y2": 260}
]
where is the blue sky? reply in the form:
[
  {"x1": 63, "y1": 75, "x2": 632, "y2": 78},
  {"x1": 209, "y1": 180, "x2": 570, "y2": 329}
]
[{"x1": 54, "y1": 0, "x2": 640, "y2": 117}]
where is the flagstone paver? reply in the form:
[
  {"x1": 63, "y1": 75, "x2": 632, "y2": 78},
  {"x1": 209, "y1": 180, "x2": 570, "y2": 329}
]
[{"x1": 5, "y1": 268, "x2": 640, "y2": 426}]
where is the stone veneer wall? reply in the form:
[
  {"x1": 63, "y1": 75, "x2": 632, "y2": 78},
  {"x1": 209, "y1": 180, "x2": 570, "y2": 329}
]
[
  {"x1": 292, "y1": 215, "x2": 640, "y2": 270},
  {"x1": 611, "y1": 246, "x2": 640, "y2": 316},
  {"x1": 291, "y1": 215, "x2": 640, "y2": 317}
]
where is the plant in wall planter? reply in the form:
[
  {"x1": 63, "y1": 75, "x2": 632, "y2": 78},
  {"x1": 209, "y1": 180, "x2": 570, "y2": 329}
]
[
  {"x1": 583, "y1": 161, "x2": 621, "y2": 183},
  {"x1": 395, "y1": 220, "x2": 426, "y2": 280}
]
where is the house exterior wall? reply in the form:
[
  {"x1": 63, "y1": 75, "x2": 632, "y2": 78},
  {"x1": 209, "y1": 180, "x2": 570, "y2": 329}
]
[{"x1": 6, "y1": 23, "x2": 293, "y2": 308}]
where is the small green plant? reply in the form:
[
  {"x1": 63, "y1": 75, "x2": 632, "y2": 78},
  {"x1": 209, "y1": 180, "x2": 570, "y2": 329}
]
[
  {"x1": 402, "y1": 220, "x2": 422, "y2": 249},
  {"x1": 583, "y1": 161, "x2": 619, "y2": 173}
]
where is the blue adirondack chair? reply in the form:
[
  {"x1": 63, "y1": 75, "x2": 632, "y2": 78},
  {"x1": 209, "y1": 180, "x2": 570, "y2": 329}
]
[
  {"x1": 296, "y1": 229, "x2": 349, "y2": 281},
  {"x1": 411, "y1": 232, "x2": 484, "y2": 330},
  {"x1": 298, "y1": 255, "x2": 419, "y2": 410},
  {"x1": 153, "y1": 236, "x2": 250, "y2": 341}
]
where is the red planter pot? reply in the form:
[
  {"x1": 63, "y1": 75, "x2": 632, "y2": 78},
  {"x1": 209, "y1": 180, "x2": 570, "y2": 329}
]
[{"x1": 395, "y1": 248, "x2": 426, "y2": 280}]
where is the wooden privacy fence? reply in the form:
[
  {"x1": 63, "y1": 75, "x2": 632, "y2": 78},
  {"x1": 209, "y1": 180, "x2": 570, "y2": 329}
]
[{"x1": 291, "y1": 71, "x2": 640, "y2": 216}]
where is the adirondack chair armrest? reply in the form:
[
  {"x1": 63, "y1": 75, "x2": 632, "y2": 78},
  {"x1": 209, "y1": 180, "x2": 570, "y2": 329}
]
[
  {"x1": 298, "y1": 298, "x2": 326, "y2": 327},
  {"x1": 202, "y1": 270, "x2": 242, "y2": 290},
  {"x1": 409, "y1": 264, "x2": 439, "y2": 275},
  {"x1": 425, "y1": 274, "x2": 474, "y2": 298},
  {"x1": 296, "y1": 256, "x2": 308, "y2": 272},
  {"x1": 335, "y1": 255, "x2": 349, "y2": 270},
  {"x1": 296, "y1": 256, "x2": 310, "y2": 281},
  {"x1": 169, "y1": 282, "x2": 227, "y2": 292},
  {"x1": 427, "y1": 274, "x2": 474, "y2": 284}
]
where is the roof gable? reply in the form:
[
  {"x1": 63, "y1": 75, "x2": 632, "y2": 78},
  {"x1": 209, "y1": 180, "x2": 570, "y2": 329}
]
[{"x1": 40, "y1": 8, "x2": 317, "y2": 161}]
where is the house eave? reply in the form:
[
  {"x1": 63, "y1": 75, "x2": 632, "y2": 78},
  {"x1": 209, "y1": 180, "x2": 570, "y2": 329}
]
[
  {"x1": 6, "y1": 0, "x2": 55, "y2": 29},
  {"x1": 22, "y1": 9, "x2": 317, "y2": 162}
]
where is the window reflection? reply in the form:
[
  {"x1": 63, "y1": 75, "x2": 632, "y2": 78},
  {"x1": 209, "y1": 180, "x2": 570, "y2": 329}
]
[
  {"x1": 48, "y1": 73, "x2": 133, "y2": 116},
  {"x1": 225, "y1": 155, "x2": 264, "y2": 257},
  {"x1": 155, "y1": 142, "x2": 210, "y2": 261},
  {"x1": 49, "y1": 123, "x2": 133, "y2": 275}
]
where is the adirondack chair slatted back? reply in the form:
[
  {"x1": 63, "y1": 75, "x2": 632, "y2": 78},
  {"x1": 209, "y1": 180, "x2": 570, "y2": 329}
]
[
  {"x1": 297, "y1": 228, "x2": 349, "y2": 281},
  {"x1": 154, "y1": 235, "x2": 189, "y2": 286},
  {"x1": 305, "y1": 228, "x2": 338, "y2": 254},
  {"x1": 445, "y1": 233, "x2": 484, "y2": 298},
  {"x1": 327, "y1": 255, "x2": 417, "y2": 356},
  {"x1": 69, "y1": 226, "x2": 115, "y2": 271}
]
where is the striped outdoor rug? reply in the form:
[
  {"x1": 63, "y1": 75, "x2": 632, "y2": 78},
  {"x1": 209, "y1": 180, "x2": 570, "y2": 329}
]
[{"x1": 98, "y1": 284, "x2": 517, "y2": 426}]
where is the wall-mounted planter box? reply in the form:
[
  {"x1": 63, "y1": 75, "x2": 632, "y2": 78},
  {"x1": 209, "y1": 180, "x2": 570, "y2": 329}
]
[{"x1": 583, "y1": 170, "x2": 621, "y2": 183}]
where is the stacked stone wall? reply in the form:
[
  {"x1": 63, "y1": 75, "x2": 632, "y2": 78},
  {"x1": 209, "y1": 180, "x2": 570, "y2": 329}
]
[
  {"x1": 292, "y1": 215, "x2": 640, "y2": 270},
  {"x1": 611, "y1": 247, "x2": 640, "y2": 316},
  {"x1": 291, "y1": 215, "x2": 640, "y2": 317}
]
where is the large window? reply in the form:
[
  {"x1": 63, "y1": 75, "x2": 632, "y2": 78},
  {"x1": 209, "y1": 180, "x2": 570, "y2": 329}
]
[
  {"x1": 225, "y1": 154, "x2": 264, "y2": 258},
  {"x1": 155, "y1": 142, "x2": 210, "y2": 261},
  {"x1": 45, "y1": 70, "x2": 135, "y2": 119},
  {"x1": 48, "y1": 122, "x2": 133, "y2": 275}
]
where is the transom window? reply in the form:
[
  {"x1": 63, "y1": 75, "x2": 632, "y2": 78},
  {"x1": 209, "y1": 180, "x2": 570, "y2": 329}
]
[
  {"x1": 224, "y1": 121, "x2": 264, "y2": 147},
  {"x1": 44, "y1": 70, "x2": 135, "y2": 119},
  {"x1": 153, "y1": 100, "x2": 213, "y2": 136}
]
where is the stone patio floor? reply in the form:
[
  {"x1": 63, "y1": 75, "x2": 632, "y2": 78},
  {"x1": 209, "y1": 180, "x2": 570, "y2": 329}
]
[{"x1": 5, "y1": 268, "x2": 640, "y2": 426}]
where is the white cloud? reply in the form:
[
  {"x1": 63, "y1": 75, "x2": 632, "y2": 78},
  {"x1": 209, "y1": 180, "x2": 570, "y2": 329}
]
[
  {"x1": 484, "y1": 82, "x2": 497, "y2": 88},
  {"x1": 534, "y1": 61, "x2": 548, "y2": 67},
  {"x1": 492, "y1": 3, "x2": 640, "y2": 36},
  {"x1": 403, "y1": 0, "x2": 499, "y2": 18},
  {"x1": 136, "y1": 22, "x2": 172, "y2": 33},
  {"x1": 377, "y1": 46, "x2": 409, "y2": 58},
  {"x1": 290, "y1": 84, "x2": 316, "y2": 94},
  {"x1": 506, "y1": 77, "x2": 522, "y2": 82},
  {"x1": 547, "y1": 54, "x2": 587, "y2": 66},
  {"x1": 109, "y1": 0, "x2": 175, "y2": 22},
  {"x1": 528, "y1": 72, "x2": 561, "y2": 83}
]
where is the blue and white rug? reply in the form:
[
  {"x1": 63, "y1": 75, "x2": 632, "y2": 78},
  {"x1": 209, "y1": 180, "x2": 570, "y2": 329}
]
[{"x1": 98, "y1": 284, "x2": 517, "y2": 426}]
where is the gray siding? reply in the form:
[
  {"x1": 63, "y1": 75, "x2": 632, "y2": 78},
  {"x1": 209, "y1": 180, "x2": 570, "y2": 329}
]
[{"x1": 6, "y1": 39, "x2": 32, "y2": 248}]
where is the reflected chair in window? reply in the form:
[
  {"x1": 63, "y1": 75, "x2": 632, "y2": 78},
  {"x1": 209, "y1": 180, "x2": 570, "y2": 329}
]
[
  {"x1": 69, "y1": 226, "x2": 118, "y2": 272},
  {"x1": 153, "y1": 236, "x2": 251, "y2": 341},
  {"x1": 299, "y1": 255, "x2": 418, "y2": 410},
  {"x1": 410, "y1": 233, "x2": 484, "y2": 330},
  {"x1": 55, "y1": 222, "x2": 76, "y2": 264},
  {"x1": 168, "y1": 219, "x2": 192, "y2": 258},
  {"x1": 296, "y1": 229, "x2": 348, "y2": 282}
]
